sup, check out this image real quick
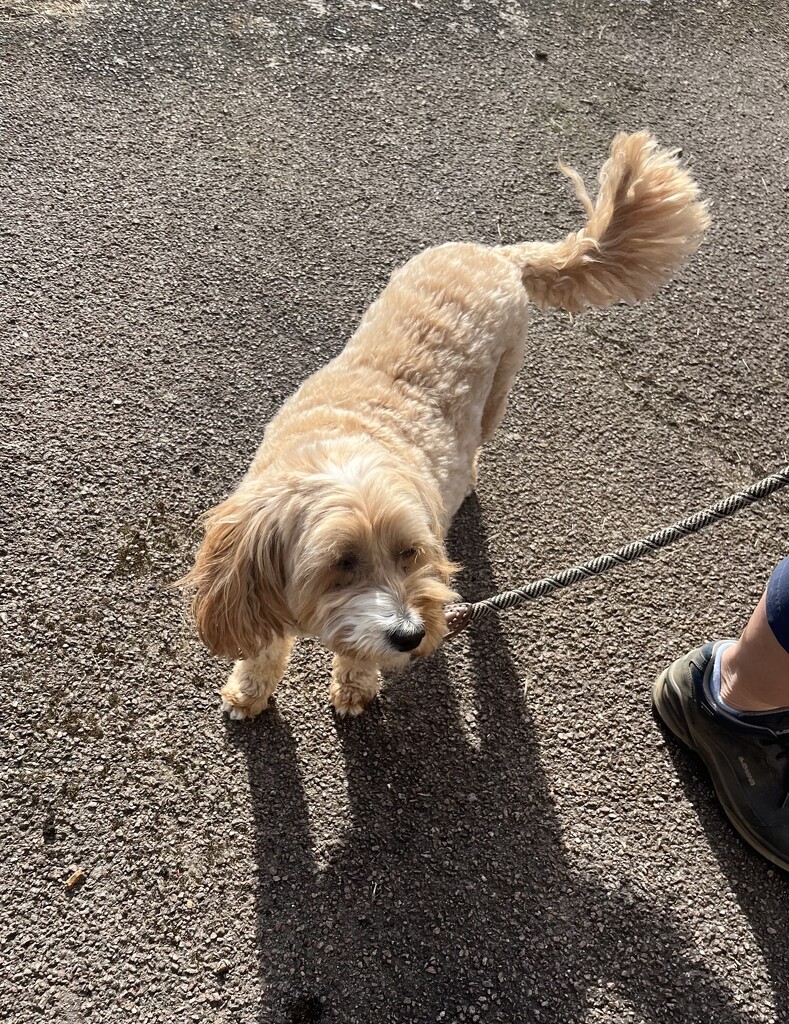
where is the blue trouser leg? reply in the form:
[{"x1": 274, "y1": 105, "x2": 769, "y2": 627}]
[{"x1": 766, "y1": 557, "x2": 789, "y2": 655}]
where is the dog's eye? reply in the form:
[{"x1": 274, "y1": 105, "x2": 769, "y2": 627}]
[
  {"x1": 400, "y1": 548, "x2": 417, "y2": 561},
  {"x1": 336, "y1": 555, "x2": 358, "y2": 573}
]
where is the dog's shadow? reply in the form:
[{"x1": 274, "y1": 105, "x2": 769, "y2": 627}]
[{"x1": 227, "y1": 494, "x2": 788, "y2": 1023}]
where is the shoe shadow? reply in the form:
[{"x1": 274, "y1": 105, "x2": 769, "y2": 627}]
[
  {"x1": 228, "y1": 493, "x2": 769, "y2": 1023},
  {"x1": 657, "y1": 724, "x2": 789, "y2": 1024}
]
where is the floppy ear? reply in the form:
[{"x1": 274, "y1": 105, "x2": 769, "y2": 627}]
[{"x1": 181, "y1": 487, "x2": 292, "y2": 659}]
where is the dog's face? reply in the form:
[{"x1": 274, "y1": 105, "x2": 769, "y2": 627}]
[{"x1": 185, "y1": 443, "x2": 457, "y2": 665}]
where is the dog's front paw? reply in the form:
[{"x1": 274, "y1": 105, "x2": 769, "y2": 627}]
[
  {"x1": 219, "y1": 695, "x2": 262, "y2": 721},
  {"x1": 219, "y1": 660, "x2": 275, "y2": 720},
  {"x1": 329, "y1": 657, "x2": 379, "y2": 717}
]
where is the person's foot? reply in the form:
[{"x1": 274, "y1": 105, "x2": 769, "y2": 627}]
[{"x1": 653, "y1": 641, "x2": 789, "y2": 871}]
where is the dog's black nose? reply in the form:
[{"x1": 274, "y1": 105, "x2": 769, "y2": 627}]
[{"x1": 387, "y1": 622, "x2": 426, "y2": 652}]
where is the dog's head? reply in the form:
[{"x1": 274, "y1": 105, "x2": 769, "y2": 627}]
[{"x1": 183, "y1": 441, "x2": 458, "y2": 665}]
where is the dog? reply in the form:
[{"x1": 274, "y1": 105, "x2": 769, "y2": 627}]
[{"x1": 182, "y1": 131, "x2": 709, "y2": 719}]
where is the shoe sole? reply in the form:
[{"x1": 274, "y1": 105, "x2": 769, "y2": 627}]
[{"x1": 653, "y1": 668, "x2": 789, "y2": 874}]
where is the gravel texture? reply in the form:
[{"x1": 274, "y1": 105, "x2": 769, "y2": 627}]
[{"x1": 2, "y1": 1, "x2": 788, "y2": 1022}]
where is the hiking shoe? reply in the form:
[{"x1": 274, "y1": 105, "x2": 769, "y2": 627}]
[{"x1": 653, "y1": 641, "x2": 789, "y2": 872}]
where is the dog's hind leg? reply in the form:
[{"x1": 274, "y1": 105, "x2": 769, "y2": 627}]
[
  {"x1": 480, "y1": 339, "x2": 526, "y2": 443},
  {"x1": 463, "y1": 339, "x2": 524, "y2": 503},
  {"x1": 329, "y1": 655, "x2": 380, "y2": 717},
  {"x1": 220, "y1": 635, "x2": 294, "y2": 719},
  {"x1": 465, "y1": 449, "x2": 480, "y2": 498}
]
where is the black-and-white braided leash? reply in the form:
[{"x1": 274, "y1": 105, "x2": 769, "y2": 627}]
[{"x1": 444, "y1": 464, "x2": 789, "y2": 638}]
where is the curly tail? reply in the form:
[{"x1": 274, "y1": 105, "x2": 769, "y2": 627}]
[{"x1": 500, "y1": 131, "x2": 710, "y2": 312}]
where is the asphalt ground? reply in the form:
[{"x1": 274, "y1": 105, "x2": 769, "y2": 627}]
[{"x1": 2, "y1": 1, "x2": 788, "y2": 1022}]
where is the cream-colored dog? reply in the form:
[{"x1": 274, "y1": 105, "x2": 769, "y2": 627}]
[{"x1": 183, "y1": 131, "x2": 709, "y2": 719}]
